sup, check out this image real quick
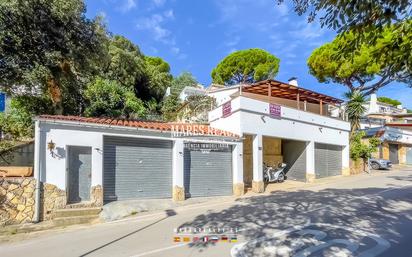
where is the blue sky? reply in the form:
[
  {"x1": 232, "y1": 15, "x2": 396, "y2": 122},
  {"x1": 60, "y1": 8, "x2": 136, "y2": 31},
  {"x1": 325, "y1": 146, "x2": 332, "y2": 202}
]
[{"x1": 85, "y1": 0, "x2": 412, "y2": 108}]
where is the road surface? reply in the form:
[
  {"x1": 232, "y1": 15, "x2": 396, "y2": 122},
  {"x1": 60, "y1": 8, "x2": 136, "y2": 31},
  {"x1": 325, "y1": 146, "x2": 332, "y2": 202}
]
[{"x1": 1, "y1": 167, "x2": 412, "y2": 257}]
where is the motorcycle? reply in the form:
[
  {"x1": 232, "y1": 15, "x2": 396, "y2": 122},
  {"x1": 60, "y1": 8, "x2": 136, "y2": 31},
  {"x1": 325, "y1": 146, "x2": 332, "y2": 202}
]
[{"x1": 263, "y1": 163, "x2": 287, "y2": 183}]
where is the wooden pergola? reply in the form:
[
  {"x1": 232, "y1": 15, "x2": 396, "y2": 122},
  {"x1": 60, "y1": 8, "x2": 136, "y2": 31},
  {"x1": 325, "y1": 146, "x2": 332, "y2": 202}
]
[{"x1": 241, "y1": 80, "x2": 343, "y2": 115}]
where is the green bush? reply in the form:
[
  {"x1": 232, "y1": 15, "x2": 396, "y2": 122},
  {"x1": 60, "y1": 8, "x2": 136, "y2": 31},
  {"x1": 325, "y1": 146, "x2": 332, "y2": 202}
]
[{"x1": 350, "y1": 131, "x2": 380, "y2": 161}]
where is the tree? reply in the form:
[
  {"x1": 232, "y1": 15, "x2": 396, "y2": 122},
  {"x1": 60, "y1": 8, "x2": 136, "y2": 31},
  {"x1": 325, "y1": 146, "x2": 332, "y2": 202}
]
[
  {"x1": 0, "y1": 0, "x2": 107, "y2": 114},
  {"x1": 281, "y1": 1, "x2": 412, "y2": 89},
  {"x1": 84, "y1": 77, "x2": 146, "y2": 119},
  {"x1": 161, "y1": 95, "x2": 181, "y2": 121},
  {"x1": 278, "y1": 0, "x2": 410, "y2": 33},
  {"x1": 171, "y1": 72, "x2": 198, "y2": 96},
  {"x1": 345, "y1": 91, "x2": 366, "y2": 134},
  {"x1": 211, "y1": 49, "x2": 280, "y2": 85},
  {"x1": 137, "y1": 56, "x2": 173, "y2": 102},
  {"x1": 104, "y1": 35, "x2": 146, "y2": 90},
  {"x1": 377, "y1": 97, "x2": 402, "y2": 107},
  {"x1": 350, "y1": 131, "x2": 380, "y2": 168},
  {"x1": 308, "y1": 27, "x2": 411, "y2": 96}
]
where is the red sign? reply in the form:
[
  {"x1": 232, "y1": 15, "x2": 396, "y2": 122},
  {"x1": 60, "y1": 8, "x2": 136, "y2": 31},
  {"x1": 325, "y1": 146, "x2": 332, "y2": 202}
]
[
  {"x1": 269, "y1": 103, "x2": 281, "y2": 118},
  {"x1": 222, "y1": 101, "x2": 232, "y2": 118}
]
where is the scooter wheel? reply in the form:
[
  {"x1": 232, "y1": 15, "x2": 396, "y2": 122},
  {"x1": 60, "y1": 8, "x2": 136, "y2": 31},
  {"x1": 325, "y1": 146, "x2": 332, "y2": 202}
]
[{"x1": 277, "y1": 172, "x2": 285, "y2": 183}]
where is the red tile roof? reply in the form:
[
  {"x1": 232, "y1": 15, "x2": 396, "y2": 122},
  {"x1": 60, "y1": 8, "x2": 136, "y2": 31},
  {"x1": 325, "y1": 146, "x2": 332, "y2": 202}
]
[{"x1": 37, "y1": 115, "x2": 239, "y2": 138}]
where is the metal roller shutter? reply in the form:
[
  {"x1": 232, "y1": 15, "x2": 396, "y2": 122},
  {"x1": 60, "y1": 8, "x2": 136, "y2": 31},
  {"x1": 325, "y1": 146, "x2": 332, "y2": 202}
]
[
  {"x1": 389, "y1": 144, "x2": 399, "y2": 164},
  {"x1": 184, "y1": 143, "x2": 232, "y2": 197},
  {"x1": 103, "y1": 136, "x2": 172, "y2": 202},
  {"x1": 282, "y1": 140, "x2": 307, "y2": 181},
  {"x1": 406, "y1": 147, "x2": 412, "y2": 165},
  {"x1": 315, "y1": 143, "x2": 342, "y2": 178}
]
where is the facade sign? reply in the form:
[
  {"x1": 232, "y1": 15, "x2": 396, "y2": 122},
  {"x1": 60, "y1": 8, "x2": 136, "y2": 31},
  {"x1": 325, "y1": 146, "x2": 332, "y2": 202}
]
[
  {"x1": 184, "y1": 142, "x2": 230, "y2": 152},
  {"x1": 0, "y1": 93, "x2": 5, "y2": 112},
  {"x1": 269, "y1": 103, "x2": 281, "y2": 118},
  {"x1": 222, "y1": 101, "x2": 232, "y2": 118}
]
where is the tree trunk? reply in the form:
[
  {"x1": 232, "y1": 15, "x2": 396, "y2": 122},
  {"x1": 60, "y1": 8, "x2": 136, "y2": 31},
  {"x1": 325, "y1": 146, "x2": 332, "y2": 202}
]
[{"x1": 47, "y1": 78, "x2": 63, "y2": 115}]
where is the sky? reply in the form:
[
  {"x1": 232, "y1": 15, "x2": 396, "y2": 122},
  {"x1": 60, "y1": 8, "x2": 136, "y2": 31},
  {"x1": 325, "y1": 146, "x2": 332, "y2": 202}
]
[{"x1": 85, "y1": 0, "x2": 412, "y2": 109}]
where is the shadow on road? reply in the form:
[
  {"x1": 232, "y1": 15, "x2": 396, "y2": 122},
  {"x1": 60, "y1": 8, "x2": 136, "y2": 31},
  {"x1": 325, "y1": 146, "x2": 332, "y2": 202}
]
[
  {"x1": 80, "y1": 209, "x2": 177, "y2": 257},
  {"x1": 179, "y1": 185, "x2": 412, "y2": 256}
]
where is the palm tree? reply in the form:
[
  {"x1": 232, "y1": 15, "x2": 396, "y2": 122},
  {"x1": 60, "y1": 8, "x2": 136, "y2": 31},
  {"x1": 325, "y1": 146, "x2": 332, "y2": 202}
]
[{"x1": 345, "y1": 90, "x2": 366, "y2": 135}]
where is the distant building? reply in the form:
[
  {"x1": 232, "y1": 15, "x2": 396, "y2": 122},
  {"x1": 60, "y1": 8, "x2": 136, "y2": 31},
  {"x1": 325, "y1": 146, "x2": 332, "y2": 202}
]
[{"x1": 178, "y1": 84, "x2": 206, "y2": 101}]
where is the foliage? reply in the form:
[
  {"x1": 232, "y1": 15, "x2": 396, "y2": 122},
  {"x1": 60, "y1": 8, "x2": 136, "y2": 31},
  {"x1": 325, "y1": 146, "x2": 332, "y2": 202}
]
[
  {"x1": 84, "y1": 77, "x2": 146, "y2": 119},
  {"x1": 211, "y1": 49, "x2": 280, "y2": 85},
  {"x1": 308, "y1": 26, "x2": 412, "y2": 96},
  {"x1": 161, "y1": 95, "x2": 181, "y2": 121},
  {"x1": 350, "y1": 131, "x2": 380, "y2": 161},
  {"x1": 344, "y1": 91, "x2": 366, "y2": 134},
  {"x1": 284, "y1": 1, "x2": 412, "y2": 88},
  {"x1": 0, "y1": 0, "x2": 107, "y2": 114},
  {"x1": 178, "y1": 95, "x2": 217, "y2": 123},
  {"x1": 137, "y1": 56, "x2": 173, "y2": 102},
  {"x1": 0, "y1": 140, "x2": 14, "y2": 165},
  {"x1": 171, "y1": 72, "x2": 198, "y2": 96},
  {"x1": 278, "y1": 0, "x2": 410, "y2": 33},
  {"x1": 377, "y1": 97, "x2": 402, "y2": 107},
  {"x1": 408, "y1": 109, "x2": 412, "y2": 114},
  {"x1": 0, "y1": 96, "x2": 49, "y2": 139},
  {"x1": 104, "y1": 35, "x2": 146, "y2": 90}
]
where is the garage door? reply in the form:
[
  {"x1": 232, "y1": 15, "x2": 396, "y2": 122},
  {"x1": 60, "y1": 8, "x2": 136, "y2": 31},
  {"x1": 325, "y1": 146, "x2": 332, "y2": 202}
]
[
  {"x1": 389, "y1": 144, "x2": 399, "y2": 164},
  {"x1": 184, "y1": 143, "x2": 232, "y2": 198},
  {"x1": 315, "y1": 143, "x2": 342, "y2": 178},
  {"x1": 282, "y1": 140, "x2": 307, "y2": 181},
  {"x1": 406, "y1": 147, "x2": 412, "y2": 165},
  {"x1": 103, "y1": 136, "x2": 172, "y2": 202}
]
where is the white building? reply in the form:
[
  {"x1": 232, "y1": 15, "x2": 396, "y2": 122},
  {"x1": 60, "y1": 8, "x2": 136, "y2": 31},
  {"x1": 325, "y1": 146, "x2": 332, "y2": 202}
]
[{"x1": 32, "y1": 79, "x2": 351, "y2": 220}]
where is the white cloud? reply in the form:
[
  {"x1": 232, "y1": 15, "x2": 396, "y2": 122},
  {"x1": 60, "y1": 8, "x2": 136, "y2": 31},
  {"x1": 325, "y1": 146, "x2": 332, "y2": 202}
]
[
  {"x1": 136, "y1": 13, "x2": 174, "y2": 43},
  {"x1": 163, "y1": 9, "x2": 174, "y2": 19},
  {"x1": 152, "y1": 0, "x2": 166, "y2": 7},
  {"x1": 171, "y1": 47, "x2": 180, "y2": 54},
  {"x1": 289, "y1": 21, "x2": 326, "y2": 40},
  {"x1": 224, "y1": 36, "x2": 240, "y2": 47},
  {"x1": 119, "y1": 0, "x2": 137, "y2": 12}
]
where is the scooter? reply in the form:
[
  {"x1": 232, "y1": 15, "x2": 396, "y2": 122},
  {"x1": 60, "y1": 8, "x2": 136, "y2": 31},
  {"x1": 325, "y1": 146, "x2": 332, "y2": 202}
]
[{"x1": 263, "y1": 163, "x2": 287, "y2": 183}]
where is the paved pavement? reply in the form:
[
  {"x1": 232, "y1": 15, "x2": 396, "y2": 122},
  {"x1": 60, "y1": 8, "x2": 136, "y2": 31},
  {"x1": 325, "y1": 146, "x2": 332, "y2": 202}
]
[{"x1": 1, "y1": 167, "x2": 412, "y2": 257}]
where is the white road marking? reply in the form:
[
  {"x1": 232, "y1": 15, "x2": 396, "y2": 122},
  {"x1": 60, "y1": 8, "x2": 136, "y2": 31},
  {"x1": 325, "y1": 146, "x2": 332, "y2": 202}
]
[
  {"x1": 231, "y1": 223, "x2": 391, "y2": 257},
  {"x1": 128, "y1": 184, "x2": 411, "y2": 257},
  {"x1": 130, "y1": 243, "x2": 187, "y2": 257}
]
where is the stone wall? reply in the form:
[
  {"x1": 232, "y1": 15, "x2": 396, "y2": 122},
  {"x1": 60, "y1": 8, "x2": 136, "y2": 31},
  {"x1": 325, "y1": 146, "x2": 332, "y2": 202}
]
[
  {"x1": 41, "y1": 183, "x2": 66, "y2": 220},
  {"x1": 0, "y1": 178, "x2": 36, "y2": 225},
  {"x1": 350, "y1": 159, "x2": 364, "y2": 175}
]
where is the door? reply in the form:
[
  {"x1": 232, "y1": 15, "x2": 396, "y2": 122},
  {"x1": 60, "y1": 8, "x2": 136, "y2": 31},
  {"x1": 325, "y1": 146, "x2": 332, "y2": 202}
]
[
  {"x1": 282, "y1": 140, "x2": 307, "y2": 181},
  {"x1": 406, "y1": 147, "x2": 412, "y2": 165},
  {"x1": 315, "y1": 143, "x2": 342, "y2": 178},
  {"x1": 184, "y1": 143, "x2": 232, "y2": 198},
  {"x1": 389, "y1": 144, "x2": 399, "y2": 164},
  {"x1": 103, "y1": 136, "x2": 172, "y2": 202},
  {"x1": 67, "y1": 146, "x2": 92, "y2": 203}
]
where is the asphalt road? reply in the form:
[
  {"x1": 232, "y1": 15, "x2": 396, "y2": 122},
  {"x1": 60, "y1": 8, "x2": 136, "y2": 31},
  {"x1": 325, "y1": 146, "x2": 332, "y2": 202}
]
[{"x1": 1, "y1": 167, "x2": 412, "y2": 257}]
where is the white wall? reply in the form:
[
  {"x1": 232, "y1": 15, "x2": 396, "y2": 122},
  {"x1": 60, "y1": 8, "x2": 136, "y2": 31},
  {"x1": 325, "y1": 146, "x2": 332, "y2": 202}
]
[
  {"x1": 38, "y1": 122, "x2": 242, "y2": 191},
  {"x1": 210, "y1": 96, "x2": 350, "y2": 146},
  {"x1": 207, "y1": 87, "x2": 239, "y2": 106}
]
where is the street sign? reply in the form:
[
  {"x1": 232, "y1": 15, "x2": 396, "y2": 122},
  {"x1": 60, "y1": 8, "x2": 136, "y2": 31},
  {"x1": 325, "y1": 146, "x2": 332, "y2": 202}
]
[{"x1": 0, "y1": 93, "x2": 5, "y2": 112}]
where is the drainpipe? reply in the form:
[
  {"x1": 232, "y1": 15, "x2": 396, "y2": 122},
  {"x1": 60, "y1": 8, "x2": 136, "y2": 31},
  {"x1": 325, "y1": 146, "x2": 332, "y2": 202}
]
[{"x1": 33, "y1": 120, "x2": 41, "y2": 223}]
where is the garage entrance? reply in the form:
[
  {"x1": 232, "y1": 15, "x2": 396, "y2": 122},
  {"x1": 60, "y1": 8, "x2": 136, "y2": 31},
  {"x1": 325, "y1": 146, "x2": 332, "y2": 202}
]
[
  {"x1": 103, "y1": 136, "x2": 172, "y2": 202},
  {"x1": 315, "y1": 143, "x2": 342, "y2": 178},
  {"x1": 406, "y1": 146, "x2": 412, "y2": 165},
  {"x1": 184, "y1": 142, "x2": 232, "y2": 198},
  {"x1": 389, "y1": 144, "x2": 399, "y2": 164},
  {"x1": 282, "y1": 139, "x2": 307, "y2": 181}
]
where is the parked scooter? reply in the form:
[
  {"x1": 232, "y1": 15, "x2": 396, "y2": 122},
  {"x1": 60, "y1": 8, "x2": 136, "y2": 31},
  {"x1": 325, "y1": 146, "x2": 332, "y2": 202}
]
[{"x1": 263, "y1": 163, "x2": 287, "y2": 183}]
